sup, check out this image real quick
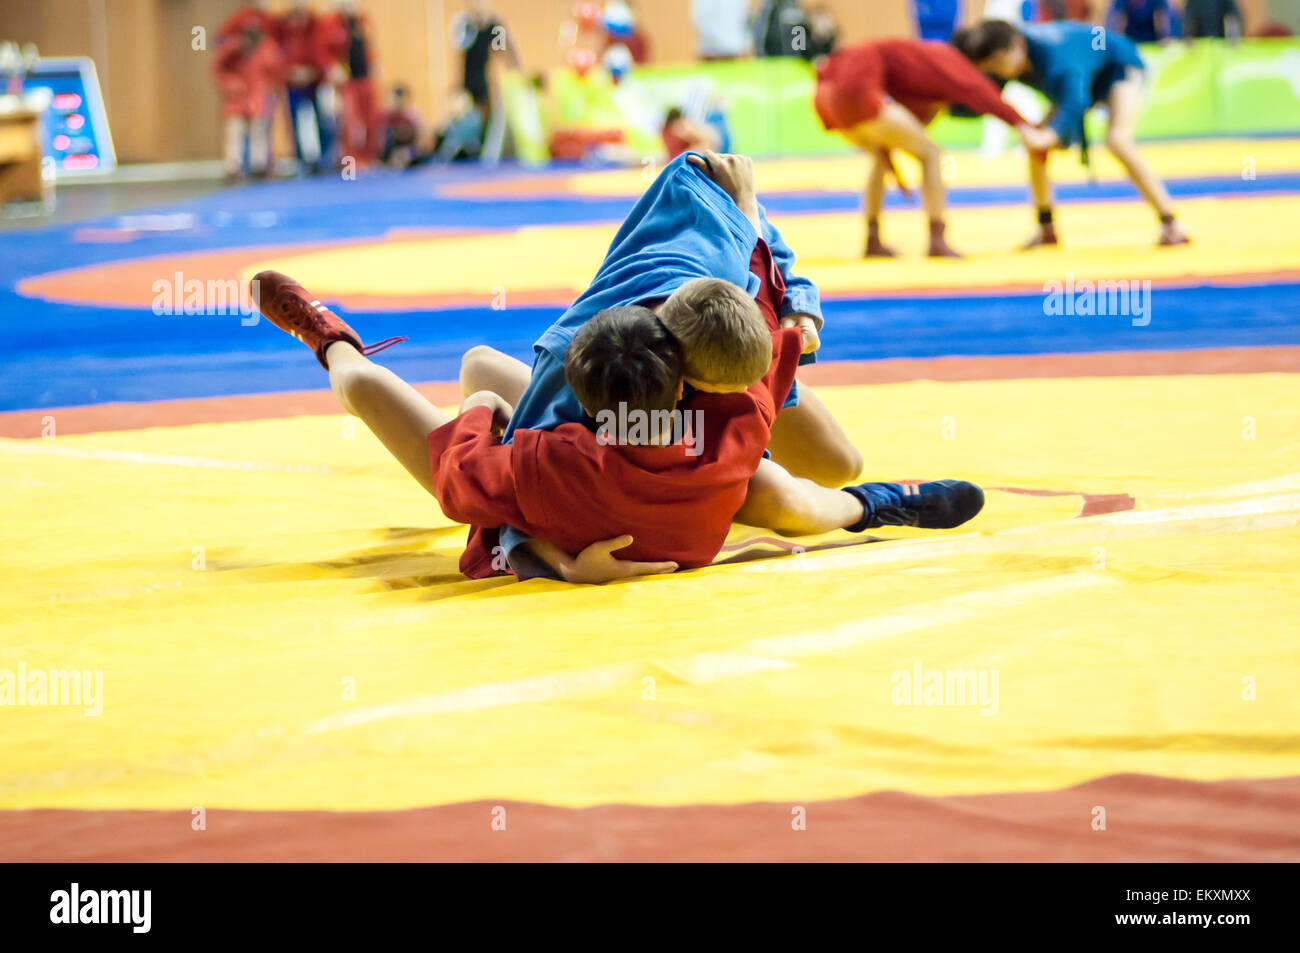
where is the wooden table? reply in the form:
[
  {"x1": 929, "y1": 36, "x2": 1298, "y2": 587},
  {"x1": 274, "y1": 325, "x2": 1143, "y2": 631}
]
[{"x1": 0, "y1": 106, "x2": 47, "y2": 208}]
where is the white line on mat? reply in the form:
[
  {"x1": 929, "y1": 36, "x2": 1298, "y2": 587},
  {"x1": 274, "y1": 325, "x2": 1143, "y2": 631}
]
[
  {"x1": 0, "y1": 441, "x2": 332, "y2": 474},
  {"x1": 304, "y1": 572, "x2": 1106, "y2": 735}
]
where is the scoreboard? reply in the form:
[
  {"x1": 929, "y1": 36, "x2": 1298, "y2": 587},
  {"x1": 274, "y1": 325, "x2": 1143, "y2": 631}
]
[{"x1": 1, "y1": 56, "x2": 116, "y2": 175}]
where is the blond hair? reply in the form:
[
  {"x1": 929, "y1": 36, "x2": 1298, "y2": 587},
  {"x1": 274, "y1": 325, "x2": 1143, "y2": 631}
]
[{"x1": 657, "y1": 278, "x2": 771, "y2": 389}]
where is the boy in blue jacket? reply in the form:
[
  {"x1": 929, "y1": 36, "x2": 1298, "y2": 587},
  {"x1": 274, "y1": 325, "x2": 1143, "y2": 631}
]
[{"x1": 953, "y1": 18, "x2": 1190, "y2": 247}]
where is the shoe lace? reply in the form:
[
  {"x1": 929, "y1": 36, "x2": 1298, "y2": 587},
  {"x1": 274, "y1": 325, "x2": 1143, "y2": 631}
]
[
  {"x1": 279, "y1": 296, "x2": 408, "y2": 356},
  {"x1": 360, "y1": 336, "x2": 408, "y2": 357}
]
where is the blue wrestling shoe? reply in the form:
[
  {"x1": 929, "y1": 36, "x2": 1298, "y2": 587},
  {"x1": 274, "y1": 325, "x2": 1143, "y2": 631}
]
[{"x1": 844, "y1": 480, "x2": 984, "y2": 531}]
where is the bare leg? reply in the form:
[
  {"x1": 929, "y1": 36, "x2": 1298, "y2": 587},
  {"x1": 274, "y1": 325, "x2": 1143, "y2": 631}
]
[
  {"x1": 459, "y1": 345, "x2": 531, "y2": 404},
  {"x1": 325, "y1": 341, "x2": 450, "y2": 495},
  {"x1": 767, "y1": 386, "x2": 864, "y2": 487},
  {"x1": 863, "y1": 150, "x2": 895, "y2": 257},
  {"x1": 1107, "y1": 71, "x2": 1185, "y2": 243},
  {"x1": 223, "y1": 116, "x2": 246, "y2": 177},
  {"x1": 734, "y1": 457, "x2": 864, "y2": 536},
  {"x1": 843, "y1": 102, "x2": 956, "y2": 256},
  {"x1": 1029, "y1": 151, "x2": 1053, "y2": 208},
  {"x1": 249, "y1": 116, "x2": 271, "y2": 176},
  {"x1": 1025, "y1": 151, "x2": 1058, "y2": 247}
]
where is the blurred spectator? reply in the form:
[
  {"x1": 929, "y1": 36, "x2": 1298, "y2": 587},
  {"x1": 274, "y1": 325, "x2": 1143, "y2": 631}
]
[
  {"x1": 452, "y1": 1, "x2": 522, "y2": 115},
  {"x1": 433, "y1": 89, "x2": 485, "y2": 162},
  {"x1": 756, "y1": 0, "x2": 809, "y2": 57},
  {"x1": 911, "y1": 1, "x2": 962, "y2": 42},
  {"x1": 661, "y1": 106, "x2": 722, "y2": 158},
  {"x1": 379, "y1": 85, "x2": 425, "y2": 167},
  {"x1": 603, "y1": 43, "x2": 635, "y2": 83},
  {"x1": 1183, "y1": 0, "x2": 1243, "y2": 39},
  {"x1": 275, "y1": 0, "x2": 333, "y2": 173},
  {"x1": 983, "y1": 0, "x2": 1031, "y2": 21},
  {"x1": 214, "y1": 17, "x2": 283, "y2": 181},
  {"x1": 217, "y1": 2, "x2": 274, "y2": 48},
  {"x1": 603, "y1": 1, "x2": 650, "y2": 63},
  {"x1": 1107, "y1": 0, "x2": 1173, "y2": 43},
  {"x1": 806, "y1": 5, "x2": 838, "y2": 58},
  {"x1": 321, "y1": 0, "x2": 380, "y2": 168},
  {"x1": 692, "y1": 0, "x2": 751, "y2": 60},
  {"x1": 1038, "y1": 0, "x2": 1094, "y2": 19}
]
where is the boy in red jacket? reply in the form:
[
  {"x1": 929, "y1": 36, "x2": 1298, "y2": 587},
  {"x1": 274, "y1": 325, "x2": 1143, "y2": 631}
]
[
  {"x1": 214, "y1": 18, "x2": 283, "y2": 180},
  {"x1": 274, "y1": 0, "x2": 335, "y2": 173},
  {"x1": 319, "y1": 0, "x2": 379, "y2": 169},
  {"x1": 813, "y1": 38, "x2": 1056, "y2": 257}
]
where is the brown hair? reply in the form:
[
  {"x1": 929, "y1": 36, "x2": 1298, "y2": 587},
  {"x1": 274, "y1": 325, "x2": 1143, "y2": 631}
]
[
  {"x1": 564, "y1": 305, "x2": 683, "y2": 419},
  {"x1": 951, "y1": 21, "x2": 1020, "y2": 64}
]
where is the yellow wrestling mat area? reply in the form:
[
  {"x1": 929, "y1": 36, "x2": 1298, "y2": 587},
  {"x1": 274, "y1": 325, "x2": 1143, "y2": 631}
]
[{"x1": 4, "y1": 372, "x2": 1298, "y2": 811}]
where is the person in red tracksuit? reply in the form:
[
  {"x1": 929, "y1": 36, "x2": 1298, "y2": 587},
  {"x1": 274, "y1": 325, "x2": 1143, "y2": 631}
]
[
  {"x1": 214, "y1": 17, "x2": 283, "y2": 180},
  {"x1": 813, "y1": 38, "x2": 1056, "y2": 258},
  {"x1": 319, "y1": 0, "x2": 379, "y2": 169},
  {"x1": 216, "y1": 2, "x2": 273, "y2": 48},
  {"x1": 275, "y1": 0, "x2": 336, "y2": 173}
]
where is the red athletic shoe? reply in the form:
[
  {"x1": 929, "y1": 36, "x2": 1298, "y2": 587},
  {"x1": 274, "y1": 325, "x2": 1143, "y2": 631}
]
[
  {"x1": 927, "y1": 220, "x2": 962, "y2": 259},
  {"x1": 864, "y1": 235, "x2": 898, "y2": 258},
  {"x1": 251, "y1": 270, "x2": 405, "y2": 369},
  {"x1": 927, "y1": 237, "x2": 962, "y2": 259},
  {"x1": 1023, "y1": 225, "x2": 1059, "y2": 249},
  {"x1": 1158, "y1": 221, "x2": 1190, "y2": 247}
]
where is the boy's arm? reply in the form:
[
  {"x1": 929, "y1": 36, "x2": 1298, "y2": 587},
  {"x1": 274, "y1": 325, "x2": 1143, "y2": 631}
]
[
  {"x1": 1044, "y1": 66, "x2": 1093, "y2": 149},
  {"x1": 758, "y1": 206, "x2": 822, "y2": 330}
]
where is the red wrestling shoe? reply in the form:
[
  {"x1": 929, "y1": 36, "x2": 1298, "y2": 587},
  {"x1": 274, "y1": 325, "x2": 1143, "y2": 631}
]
[
  {"x1": 865, "y1": 235, "x2": 898, "y2": 258},
  {"x1": 1023, "y1": 224, "x2": 1059, "y2": 249},
  {"x1": 1158, "y1": 220, "x2": 1190, "y2": 247},
  {"x1": 252, "y1": 270, "x2": 405, "y2": 369},
  {"x1": 927, "y1": 219, "x2": 962, "y2": 258}
]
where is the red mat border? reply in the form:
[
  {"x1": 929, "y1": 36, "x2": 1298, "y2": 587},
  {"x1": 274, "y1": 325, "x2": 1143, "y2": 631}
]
[
  {"x1": 3, "y1": 774, "x2": 1297, "y2": 862},
  {"x1": 4, "y1": 347, "x2": 1297, "y2": 439}
]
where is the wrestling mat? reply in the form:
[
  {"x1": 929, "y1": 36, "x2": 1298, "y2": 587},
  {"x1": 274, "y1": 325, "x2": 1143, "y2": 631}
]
[{"x1": 1, "y1": 138, "x2": 1297, "y2": 860}]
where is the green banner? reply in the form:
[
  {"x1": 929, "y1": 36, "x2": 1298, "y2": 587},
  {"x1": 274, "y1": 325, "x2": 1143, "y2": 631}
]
[{"x1": 509, "y1": 39, "x2": 1300, "y2": 162}]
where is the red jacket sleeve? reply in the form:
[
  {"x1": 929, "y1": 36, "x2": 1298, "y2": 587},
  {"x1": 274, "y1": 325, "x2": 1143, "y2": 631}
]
[
  {"x1": 931, "y1": 46, "x2": 1025, "y2": 128},
  {"x1": 428, "y1": 406, "x2": 529, "y2": 529}
]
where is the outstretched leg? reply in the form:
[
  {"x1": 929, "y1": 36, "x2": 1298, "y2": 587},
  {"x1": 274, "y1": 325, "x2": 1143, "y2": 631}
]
[
  {"x1": 252, "y1": 269, "x2": 448, "y2": 495},
  {"x1": 326, "y1": 342, "x2": 449, "y2": 495},
  {"x1": 736, "y1": 458, "x2": 984, "y2": 536}
]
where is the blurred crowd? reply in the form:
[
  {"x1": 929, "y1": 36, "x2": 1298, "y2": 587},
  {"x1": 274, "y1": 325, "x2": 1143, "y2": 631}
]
[
  {"x1": 214, "y1": 0, "x2": 523, "y2": 181},
  {"x1": 692, "y1": 0, "x2": 840, "y2": 59},
  {"x1": 212, "y1": 0, "x2": 1294, "y2": 180}
]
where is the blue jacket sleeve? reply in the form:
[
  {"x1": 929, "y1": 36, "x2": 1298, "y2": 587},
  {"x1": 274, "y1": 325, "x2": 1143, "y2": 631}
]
[
  {"x1": 504, "y1": 347, "x2": 586, "y2": 435},
  {"x1": 759, "y1": 204, "x2": 822, "y2": 329},
  {"x1": 1046, "y1": 66, "x2": 1093, "y2": 148}
]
